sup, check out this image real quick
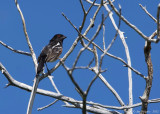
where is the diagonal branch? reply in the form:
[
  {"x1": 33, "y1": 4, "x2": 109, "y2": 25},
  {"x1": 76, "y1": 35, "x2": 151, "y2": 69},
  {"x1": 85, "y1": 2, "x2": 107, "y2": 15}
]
[
  {"x1": 0, "y1": 41, "x2": 31, "y2": 56},
  {"x1": 37, "y1": 99, "x2": 59, "y2": 111},
  {"x1": 139, "y1": 4, "x2": 157, "y2": 23}
]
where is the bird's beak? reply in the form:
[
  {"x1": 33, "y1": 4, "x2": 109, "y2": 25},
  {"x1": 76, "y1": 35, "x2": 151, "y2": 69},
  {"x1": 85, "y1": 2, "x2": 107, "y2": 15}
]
[{"x1": 62, "y1": 35, "x2": 67, "y2": 39}]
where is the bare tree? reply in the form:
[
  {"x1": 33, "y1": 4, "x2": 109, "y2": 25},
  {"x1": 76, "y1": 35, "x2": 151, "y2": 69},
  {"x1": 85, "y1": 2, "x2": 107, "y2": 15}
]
[{"x1": 1, "y1": 0, "x2": 160, "y2": 114}]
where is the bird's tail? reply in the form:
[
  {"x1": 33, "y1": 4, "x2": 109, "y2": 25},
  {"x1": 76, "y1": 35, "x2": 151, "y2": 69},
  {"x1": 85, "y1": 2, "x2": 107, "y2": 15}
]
[{"x1": 36, "y1": 58, "x2": 45, "y2": 76}]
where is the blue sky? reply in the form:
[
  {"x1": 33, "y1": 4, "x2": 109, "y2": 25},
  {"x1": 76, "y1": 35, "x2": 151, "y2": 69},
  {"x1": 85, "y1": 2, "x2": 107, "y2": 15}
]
[{"x1": 0, "y1": 0, "x2": 160, "y2": 114}]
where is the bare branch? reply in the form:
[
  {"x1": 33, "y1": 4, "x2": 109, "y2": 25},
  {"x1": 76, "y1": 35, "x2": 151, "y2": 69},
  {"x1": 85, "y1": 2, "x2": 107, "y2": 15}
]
[
  {"x1": 1, "y1": 62, "x2": 160, "y2": 112},
  {"x1": 81, "y1": 33, "x2": 146, "y2": 79},
  {"x1": 37, "y1": 99, "x2": 59, "y2": 111},
  {"x1": 140, "y1": 41, "x2": 153, "y2": 114},
  {"x1": 91, "y1": 68, "x2": 125, "y2": 106},
  {"x1": 0, "y1": 41, "x2": 31, "y2": 56},
  {"x1": 14, "y1": 1, "x2": 38, "y2": 113},
  {"x1": 27, "y1": 77, "x2": 40, "y2": 114},
  {"x1": 86, "y1": 98, "x2": 160, "y2": 110},
  {"x1": 107, "y1": 0, "x2": 157, "y2": 43},
  {"x1": 72, "y1": 12, "x2": 104, "y2": 71},
  {"x1": 88, "y1": 57, "x2": 94, "y2": 67},
  {"x1": 48, "y1": 76, "x2": 60, "y2": 93},
  {"x1": 102, "y1": 21, "x2": 106, "y2": 50},
  {"x1": 0, "y1": 62, "x2": 116, "y2": 113},
  {"x1": 149, "y1": 30, "x2": 157, "y2": 39},
  {"x1": 83, "y1": 1, "x2": 103, "y2": 36},
  {"x1": 86, "y1": 0, "x2": 96, "y2": 14},
  {"x1": 105, "y1": 5, "x2": 133, "y2": 113},
  {"x1": 62, "y1": 13, "x2": 80, "y2": 34},
  {"x1": 85, "y1": 0, "x2": 115, "y2": 6},
  {"x1": 63, "y1": 104, "x2": 117, "y2": 114},
  {"x1": 61, "y1": 61, "x2": 84, "y2": 96},
  {"x1": 105, "y1": 6, "x2": 121, "y2": 52},
  {"x1": 61, "y1": 4, "x2": 144, "y2": 110},
  {"x1": 72, "y1": 48, "x2": 84, "y2": 70},
  {"x1": 14, "y1": 0, "x2": 37, "y2": 70},
  {"x1": 139, "y1": 4, "x2": 157, "y2": 23},
  {"x1": 79, "y1": 0, "x2": 96, "y2": 32},
  {"x1": 157, "y1": 3, "x2": 160, "y2": 42},
  {"x1": 79, "y1": 0, "x2": 86, "y2": 14},
  {"x1": 73, "y1": 58, "x2": 94, "y2": 70},
  {"x1": 48, "y1": 76, "x2": 69, "y2": 106},
  {"x1": 93, "y1": 45, "x2": 98, "y2": 68},
  {"x1": 106, "y1": 52, "x2": 146, "y2": 79},
  {"x1": 85, "y1": 74, "x2": 99, "y2": 96},
  {"x1": 85, "y1": 0, "x2": 101, "y2": 6}
]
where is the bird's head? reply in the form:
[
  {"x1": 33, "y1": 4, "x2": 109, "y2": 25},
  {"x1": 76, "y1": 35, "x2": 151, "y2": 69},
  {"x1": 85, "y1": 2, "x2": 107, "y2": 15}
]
[{"x1": 50, "y1": 34, "x2": 66, "y2": 43}]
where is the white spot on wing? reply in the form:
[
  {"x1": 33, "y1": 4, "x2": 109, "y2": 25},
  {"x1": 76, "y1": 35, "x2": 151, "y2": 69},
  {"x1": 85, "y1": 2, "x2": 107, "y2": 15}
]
[{"x1": 52, "y1": 42, "x2": 60, "y2": 49}]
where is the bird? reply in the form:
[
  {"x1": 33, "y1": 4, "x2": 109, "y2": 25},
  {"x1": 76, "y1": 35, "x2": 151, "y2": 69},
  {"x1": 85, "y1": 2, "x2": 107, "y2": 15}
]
[{"x1": 36, "y1": 34, "x2": 66, "y2": 76}]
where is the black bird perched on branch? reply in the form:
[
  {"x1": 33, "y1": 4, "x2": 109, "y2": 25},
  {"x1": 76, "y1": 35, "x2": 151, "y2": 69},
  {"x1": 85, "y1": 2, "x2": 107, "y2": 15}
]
[{"x1": 36, "y1": 34, "x2": 66, "y2": 76}]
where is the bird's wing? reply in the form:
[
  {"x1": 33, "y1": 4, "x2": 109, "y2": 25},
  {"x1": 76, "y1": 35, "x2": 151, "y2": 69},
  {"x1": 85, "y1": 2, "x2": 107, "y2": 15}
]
[
  {"x1": 46, "y1": 44, "x2": 62, "y2": 62},
  {"x1": 37, "y1": 45, "x2": 50, "y2": 63}
]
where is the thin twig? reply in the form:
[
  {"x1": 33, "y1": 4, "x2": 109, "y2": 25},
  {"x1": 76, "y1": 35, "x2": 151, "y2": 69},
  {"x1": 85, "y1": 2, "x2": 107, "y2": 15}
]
[
  {"x1": 79, "y1": 0, "x2": 86, "y2": 14},
  {"x1": 105, "y1": 6, "x2": 121, "y2": 52},
  {"x1": 93, "y1": 45, "x2": 98, "y2": 68},
  {"x1": 37, "y1": 99, "x2": 59, "y2": 111},
  {"x1": 102, "y1": 21, "x2": 106, "y2": 50},
  {"x1": 107, "y1": 52, "x2": 146, "y2": 79},
  {"x1": 79, "y1": 0, "x2": 97, "y2": 49},
  {"x1": 86, "y1": 74, "x2": 99, "y2": 96},
  {"x1": 61, "y1": 61, "x2": 84, "y2": 96},
  {"x1": 83, "y1": 1, "x2": 103, "y2": 36},
  {"x1": 139, "y1": 4, "x2": 157, "y2": 23},
  {"x1": 99, "y1": 8, "x2": 121, "y2": 71},
  {"x1": 0, "y1": 41, "x2": 31, "y2": 56},
  {"x1": 86, "y1": 0, "x2": 96, "y2": 14},
  {"x1": 62, "y1": 13, "x2": 80, "y2": 34},
  {"x1": 149, "y1": 30, "x2": 157, "y2": 40},
  {"x1": 73, "y1": 58, "x2": 94, "y2": 70},
  {"x1": 79, "y1": 0, "x2": 96, "y2": 32},
  {"x1": 92, "y1": 68, "x2": 125, "y2": 106},
  {"x1": 48, "y1": 76, "x2": 61, "y2": 93},
  {"x1": 48, "y1": 76, "x2": 69, "y2": 105}
]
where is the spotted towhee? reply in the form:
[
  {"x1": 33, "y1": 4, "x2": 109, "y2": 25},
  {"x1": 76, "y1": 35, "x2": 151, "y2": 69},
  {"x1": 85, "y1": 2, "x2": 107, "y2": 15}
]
[{"x1": 36, "y1": 34, "x2": 66, "y2": 76}]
